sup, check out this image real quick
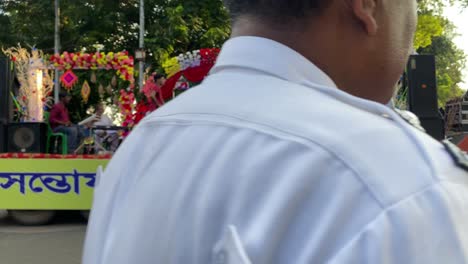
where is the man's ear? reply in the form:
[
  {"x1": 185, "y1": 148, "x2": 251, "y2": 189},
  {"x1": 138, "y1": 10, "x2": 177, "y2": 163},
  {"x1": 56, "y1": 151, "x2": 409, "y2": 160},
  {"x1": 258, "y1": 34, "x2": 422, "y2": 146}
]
[{"x1": 351, "y1": 0, "x2": 378, "y2": 35}]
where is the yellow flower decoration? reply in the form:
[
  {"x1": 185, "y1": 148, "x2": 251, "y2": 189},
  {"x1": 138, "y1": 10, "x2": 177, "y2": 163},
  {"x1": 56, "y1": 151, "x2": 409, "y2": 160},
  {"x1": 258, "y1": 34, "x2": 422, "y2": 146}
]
[{"x1": 162, "y1": 57, "x2": 181, "y2": 77}]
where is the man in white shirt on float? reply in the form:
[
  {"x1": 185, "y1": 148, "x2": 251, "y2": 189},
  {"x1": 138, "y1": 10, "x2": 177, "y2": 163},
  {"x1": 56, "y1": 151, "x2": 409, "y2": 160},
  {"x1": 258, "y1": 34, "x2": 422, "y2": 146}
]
[
  {"x1": 92, "y1": 103, "x2": 119, "y2": 153},
  {"x1": 83, "y1": 0, "x2": 468, "y2": 263}
]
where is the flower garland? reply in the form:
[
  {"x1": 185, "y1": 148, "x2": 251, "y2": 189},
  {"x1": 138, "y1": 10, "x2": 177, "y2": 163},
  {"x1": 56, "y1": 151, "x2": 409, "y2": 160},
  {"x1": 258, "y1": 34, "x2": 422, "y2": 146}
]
[
  {"x1": 119, "y1": 89, "x2": 136, "y2": 128},
  {"x1": 50, "y1": 51, "x2": 136, "y2": 128},
  {"x1": 49, "y1": 51, "x2": 135, "y2": 83}
]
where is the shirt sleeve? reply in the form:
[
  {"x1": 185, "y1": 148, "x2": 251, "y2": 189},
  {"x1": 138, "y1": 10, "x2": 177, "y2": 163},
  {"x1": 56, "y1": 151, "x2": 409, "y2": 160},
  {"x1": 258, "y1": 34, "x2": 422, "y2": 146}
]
[
  {"x1": 328, "y1": 182, "x2": 468, "y2": 264},
  {"x1": 103, "y1": 115, "x2": 113, "y2": 126}
]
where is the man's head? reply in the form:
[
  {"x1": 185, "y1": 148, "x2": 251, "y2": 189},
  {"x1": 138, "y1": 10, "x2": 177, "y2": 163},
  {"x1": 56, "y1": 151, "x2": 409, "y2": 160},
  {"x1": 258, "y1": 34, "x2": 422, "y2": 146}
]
[
  {"x1": 224, "y1": 0, "x2": 330, "y2": 23},
  {"x1": 95, "y1": 102, "x2": 105, "y2": 116},
  {"x1": 59, "y1": 91, "x2": 72, "y2": 105},
  {"x1": 224, "y1": 0, "x2": 418, "y2": 103},
  {"x1": 154, "y1": 73, "x2": 166, "y2": 87}
]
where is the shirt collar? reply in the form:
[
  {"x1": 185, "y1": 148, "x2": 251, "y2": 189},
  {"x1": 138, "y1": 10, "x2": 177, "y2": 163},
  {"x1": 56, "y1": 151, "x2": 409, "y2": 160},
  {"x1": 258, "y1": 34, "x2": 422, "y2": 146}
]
[{"x1": 211, "y1": 36, "x2": 337, "y2": 89}]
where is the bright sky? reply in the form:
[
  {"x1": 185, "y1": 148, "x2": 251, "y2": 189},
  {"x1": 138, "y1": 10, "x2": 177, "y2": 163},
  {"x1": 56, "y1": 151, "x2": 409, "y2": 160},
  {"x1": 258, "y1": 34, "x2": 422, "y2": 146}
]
[{"x1": 444, "y1": 3, "x2": 468, "y2": 89}]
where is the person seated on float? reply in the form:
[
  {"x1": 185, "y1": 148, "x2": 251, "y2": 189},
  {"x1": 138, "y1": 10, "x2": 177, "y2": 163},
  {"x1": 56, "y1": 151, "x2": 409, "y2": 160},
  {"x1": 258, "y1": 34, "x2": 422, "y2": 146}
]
[
  {"x1": 49, "y1": 91, "x2": 87, "y2": 154},
  {"x1": 92, "y1": 102, "x2": 120, "y2": 153},
  {"x1": 144, "y1": 73, "x2": 167, "y2": 112}
]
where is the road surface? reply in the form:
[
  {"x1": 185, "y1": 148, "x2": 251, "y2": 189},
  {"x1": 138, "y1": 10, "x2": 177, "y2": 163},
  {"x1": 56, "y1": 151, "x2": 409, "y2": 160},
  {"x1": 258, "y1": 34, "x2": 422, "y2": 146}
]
[{"x1": 0, "y1": 210, "x2": 87, "y2": 264}]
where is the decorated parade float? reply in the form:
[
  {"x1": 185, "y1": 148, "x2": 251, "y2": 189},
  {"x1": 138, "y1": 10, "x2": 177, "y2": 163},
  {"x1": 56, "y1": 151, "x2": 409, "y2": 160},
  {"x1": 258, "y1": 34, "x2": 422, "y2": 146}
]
[
  {"x1": 0, "y1": 46, "x2": 219, "y2": 225},
  {"x1": 1, "y1": 45, "x2": 466, "y2": 226}
]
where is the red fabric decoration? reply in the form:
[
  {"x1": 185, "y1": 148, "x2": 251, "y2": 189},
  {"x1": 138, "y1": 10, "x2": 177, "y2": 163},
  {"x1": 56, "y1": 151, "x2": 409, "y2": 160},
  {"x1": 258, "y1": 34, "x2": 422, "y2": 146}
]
[
  {"x1": 160, "y1": 72, "x2": 182, "y2": 102},
  {"x1": 158, "y1": 48, "x2": 219, "y2": 99},
  {"x1": 130, "y1": 48, "x2": 220, "y2": 131},
  {"x1": 132, "y1": 100, "x2": 154, "y2": 126},
  {"x1": 200, "y1": 48, "x2": 220, "y2": 66},
  {"x1": 183, "y1": 64, "x2": 213, "y2": 83}
]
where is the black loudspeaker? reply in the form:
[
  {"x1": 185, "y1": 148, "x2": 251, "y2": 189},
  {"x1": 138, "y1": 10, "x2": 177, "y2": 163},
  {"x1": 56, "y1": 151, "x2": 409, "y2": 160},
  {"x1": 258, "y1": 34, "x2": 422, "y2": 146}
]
[
  {"x1": 407, "y1": 55, "x2": 439, "y2": 118},
  {"x1": 420, "y1": 117, "x2": 445, "y2": 141},
  {"x1": 7, "y1": 123, "x2": 47, "y2": 153},
  {"x1": 0, "y1": 123, "x2": 6, "y2": 153},
  {"x1": 0, "y1": 56, "x2": 12, "y2": 125}
]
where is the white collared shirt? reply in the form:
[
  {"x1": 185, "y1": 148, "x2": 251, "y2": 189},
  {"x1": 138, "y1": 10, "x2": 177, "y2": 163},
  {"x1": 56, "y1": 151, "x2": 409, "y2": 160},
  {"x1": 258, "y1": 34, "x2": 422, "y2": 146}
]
[
  {"x1": 93, "y1": 114, "x2": 116, "y2": 135},
  {"x1": 83, "y1": 37, "x2": 468, "y2": 264}
]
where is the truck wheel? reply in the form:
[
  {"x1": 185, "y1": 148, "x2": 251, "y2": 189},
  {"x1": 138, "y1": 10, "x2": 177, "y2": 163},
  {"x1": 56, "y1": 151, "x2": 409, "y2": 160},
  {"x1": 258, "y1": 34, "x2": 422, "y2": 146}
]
[
  {"x1": 7, "y1": 210, "x2": 56, "y2": 226},
  {"x1": 80, "y1": 210, "x2": 90, "y2": 221}
]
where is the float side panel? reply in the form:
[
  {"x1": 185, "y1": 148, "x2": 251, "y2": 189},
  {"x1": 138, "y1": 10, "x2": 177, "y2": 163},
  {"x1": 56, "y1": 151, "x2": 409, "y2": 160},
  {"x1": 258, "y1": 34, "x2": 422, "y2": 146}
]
[{"x1": 0, "y1": 159, "x2": 109, "y2": 210}]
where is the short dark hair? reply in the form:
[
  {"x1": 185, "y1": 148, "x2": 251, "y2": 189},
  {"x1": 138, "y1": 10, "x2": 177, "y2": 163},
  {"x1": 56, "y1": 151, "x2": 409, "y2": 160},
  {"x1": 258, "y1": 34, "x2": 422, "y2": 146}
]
[
  {"x1": 154, "y1": 73, "x2": 165, "y2": 80},
  {"x1": 95, "y1": 102, "x2": 105, "y2": 109},
  {"x1": 223, "y1": 0, "x2": 328, "y2": 22},
  {"x1": 59, "y1": 91, "x2": 71, "y2": 99}
]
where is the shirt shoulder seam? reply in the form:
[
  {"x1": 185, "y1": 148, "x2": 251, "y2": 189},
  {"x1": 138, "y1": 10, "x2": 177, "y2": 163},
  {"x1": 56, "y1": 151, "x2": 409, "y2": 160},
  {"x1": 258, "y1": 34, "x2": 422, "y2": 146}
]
[{"x1": 142, "y1": 114, "x2": 389, "y2": 208}]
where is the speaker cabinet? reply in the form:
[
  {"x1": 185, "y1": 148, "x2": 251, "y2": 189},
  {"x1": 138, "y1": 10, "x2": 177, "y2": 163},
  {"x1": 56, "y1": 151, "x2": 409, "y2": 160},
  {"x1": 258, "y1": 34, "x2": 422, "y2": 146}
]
[
  {"x1": 0, "y1": 56, "x2": 12, "y2": 124},
  {"x1": 407, "y1": 55, "x2": 439, "y2": 118},
  {"x1": 0, "y1": 123, "x2": 6, "y2": 153},
  {"x1": 7, "y1": 123, "x2": 47, "y2": 153},
  {"x1": 420, "y1": 117, "x2": 445, "y2": 141}
]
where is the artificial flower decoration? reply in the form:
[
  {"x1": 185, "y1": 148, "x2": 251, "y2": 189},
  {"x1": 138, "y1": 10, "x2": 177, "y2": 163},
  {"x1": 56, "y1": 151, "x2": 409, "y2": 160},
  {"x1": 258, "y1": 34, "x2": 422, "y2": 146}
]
[
  {"x1": 91, "y1": 72, "x2": 97, "y2": 83},
  {"x1": 111, "y1": 75, "x2": 117, "y2": 87},
  {"x1": 119, "y1": 89, "x2": 136, "y2": 128},
  {"x1": 162, "y1": 57, "x2": 182, "y2": 78},
  {"x1": 98, "y1": 85, "x2": 106, "y2": 97},
  {"x1": 50, "y1": 51, "x2": 135, "y2": 84},
  {"x1": 162, "y1": 48, "x2": 220, "y2": 78},
  {"x1": 157, "y1": 48, "x2": 220, "y2": 102},
  {"x1": 81, "y1": 80, "x2": 91, "y2": 103},
  {"x1": 50, "y1": 51, "x2": 136, "y2": 124},
  {"x1": 105, "y1": 84, "x2": 113, "y2": 95},
  {"x1": 60, "y1": 69, "x2": 79, "y2": 89},
  {"x1": 3, "y1": 45, "x2": 54, "y2": 122}
]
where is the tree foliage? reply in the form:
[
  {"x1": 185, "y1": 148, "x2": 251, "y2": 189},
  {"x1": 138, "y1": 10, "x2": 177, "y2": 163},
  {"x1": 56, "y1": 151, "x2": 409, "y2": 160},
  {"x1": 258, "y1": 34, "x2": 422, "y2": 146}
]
[
  {"x1": 418, "y1": 32, "x2": 466, "y2": 105},
  {"x1": 0, "y1": 0, "x2": 466, "y2": 109},
  {"x1": 415, "y1": 3, "x2": 467, "y2": 105},
  {"x1": 0, "y1": 0, "x2": 230, "y2": 119},
  {"x1": 414, "y1": 14, "x2": 444, "y2": 49},
  {"x1": 0, "y1": 0, "x2": 230, "y2": 62}
]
